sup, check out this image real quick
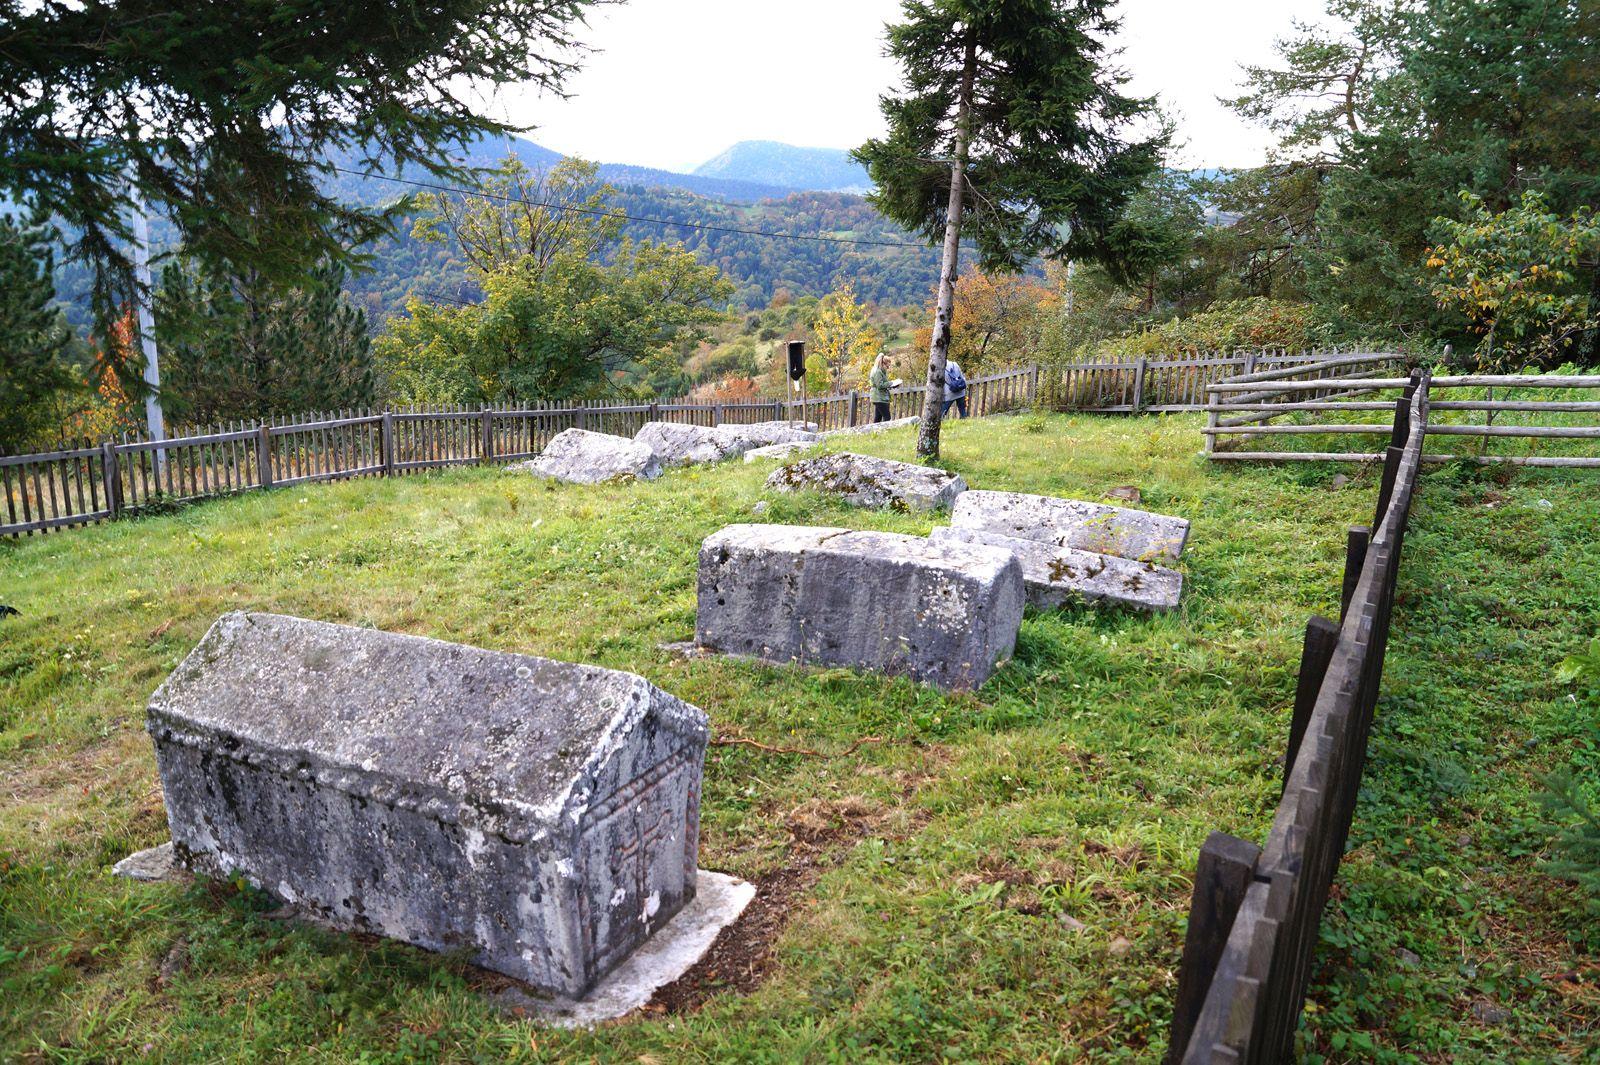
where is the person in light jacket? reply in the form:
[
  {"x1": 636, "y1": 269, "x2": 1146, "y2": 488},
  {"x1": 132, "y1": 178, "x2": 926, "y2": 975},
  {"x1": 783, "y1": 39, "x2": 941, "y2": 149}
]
[
  {"x1": 868, "y1": 353, "x2": 898, "y2": 423},
  {"x1": 942, "y1": 358, "x2": 969, "y2": 418}
]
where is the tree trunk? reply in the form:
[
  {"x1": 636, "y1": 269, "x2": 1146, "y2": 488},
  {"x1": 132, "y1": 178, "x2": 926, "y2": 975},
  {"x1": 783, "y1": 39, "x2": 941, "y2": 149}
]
[{"x1": 917, "y1": 32, "x2": 976, "y2": 460}]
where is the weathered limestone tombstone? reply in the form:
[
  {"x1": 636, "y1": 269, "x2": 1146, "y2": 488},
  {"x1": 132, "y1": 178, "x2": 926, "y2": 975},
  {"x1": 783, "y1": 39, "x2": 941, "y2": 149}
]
[
  {"x1": 696, "y1": 524, "x2": 1025, "y2": 689},
  {"x1": 743, "y1": 440, "x2": 817, "y2": 463},
  {"x1": 929, "y1": 526, "x2": 1182, "y2": 612},
  {"x1": 142, "y1": 611, "x2": 709, "y2": 998},
  {"x1": 634, "y1": 421, "x2": 752, "y2": 467},
  {"x1": 766, "y1": 452, "x2": 966, "y2": 512},
  {"x1": 951, "y1": 489, "x2": 1190, "y2": 562},
  {"x1": 823, "y1": 415, "x2": 919, "y2": 437},
  {"x1": 719, "y1": 420, "x2": 821, "y2": 448},
  {"x1": 507, "y1": 427, "x2": 664, "y2": 485}
]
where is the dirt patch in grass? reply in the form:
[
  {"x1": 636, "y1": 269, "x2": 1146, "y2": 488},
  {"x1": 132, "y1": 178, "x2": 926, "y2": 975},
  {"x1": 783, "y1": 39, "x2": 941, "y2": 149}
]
[{"x1": 651, "y1": 794, "x2": 917, "y2": 1015}]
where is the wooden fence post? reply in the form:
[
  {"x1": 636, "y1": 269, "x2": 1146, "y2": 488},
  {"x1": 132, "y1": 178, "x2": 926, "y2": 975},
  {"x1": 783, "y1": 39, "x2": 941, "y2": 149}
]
[
  {"x1": 1133, "y1": 357, "x2": 1148, "y2": 414},
  {"x1": 1341, "y1": 526, "x2": 1370, "y2": 618},
  {"x1": 381, "y1": 412, "x2": 394, "y2": 476},
  {"x1": 101, "y1": 441, "x2": 122, "y2": 519},
  {"x1": 256, "y1": 424, "x2": 273, "y2": 488},
  {"x1": 648, "y1": 401, "x2": 660, "y2": 423},
  {"x1": 480, "y1": 407, "x2": 492, "y2": 465},
  {"x1": 1285, "y1": 615, "x2": 1340, "y2": 790},
  {"x1": 1166, "y1": 831, "x2": 1262, "y2": 1064},
  {"x1": 1028, "y1": 363, "x2": 1039, "y2": 406},
  {"x1": 713, "y1": 401, "x2": 724, "y2": 426},
  {"x1": 848, "y1": 389, "x2": 859, "y2": 427}
]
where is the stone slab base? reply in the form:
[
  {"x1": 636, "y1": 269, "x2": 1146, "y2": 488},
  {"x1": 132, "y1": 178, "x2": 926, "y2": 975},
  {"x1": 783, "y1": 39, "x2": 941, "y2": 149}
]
[{"x1": 112, "y1": 844, "x2": 753, "y2": 1027}]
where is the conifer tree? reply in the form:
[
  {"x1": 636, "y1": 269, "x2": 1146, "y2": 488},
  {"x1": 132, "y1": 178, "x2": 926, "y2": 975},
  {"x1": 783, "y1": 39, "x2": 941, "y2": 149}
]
[
  {"x1": 0, "y1": 217, "x2": 74, "y2": 453},
  {"x1": 855, "y1": 0, "x2": 1164, "y2": 457}
]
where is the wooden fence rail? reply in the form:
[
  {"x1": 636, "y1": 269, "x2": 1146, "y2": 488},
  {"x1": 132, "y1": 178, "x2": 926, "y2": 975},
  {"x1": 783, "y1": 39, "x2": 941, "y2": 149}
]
[
  {"x1": 3, "y1": 347, "x2": 1386, "y2": 538},
  {"x1": 1207, "y1": 363, "x2": 1600, "y2": 466},
  {"x1": 1169, "y1": 374, "x2": 1431, "y2": 1062}
]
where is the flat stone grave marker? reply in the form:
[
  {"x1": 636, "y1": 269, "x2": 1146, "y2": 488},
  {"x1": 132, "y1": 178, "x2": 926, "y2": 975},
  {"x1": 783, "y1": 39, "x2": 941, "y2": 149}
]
[
  {"x1": 823, "y1": 415, "x2": 919, "y2": 436},
  {"x1": 951, "y1": 489, "x2": 1190, "y2": 562},
  {"x1": 743, "y1": 441, "x2": 816, "y2": 463},
  {"x1": 508, "y1": 427, "x2": 664, "y2": 484},
  {"x1": 635, "y1": 421, "x2": 752, "y2": 467},
  {"x1": 930, "y1": 526, "x2": 1182, "y2": 612},
  {"x1": 766, "y1": 452, "x2": 966, "y2": 512},
  {"x1": 696, "y1": 524, "x2": 1025, "y2": 689},
  {"x1": 136, "y1": 611, "x2": 712, "y2": 999},
  {"x1": 719, "y1": 420, "x2": 821, "y2": 448}
]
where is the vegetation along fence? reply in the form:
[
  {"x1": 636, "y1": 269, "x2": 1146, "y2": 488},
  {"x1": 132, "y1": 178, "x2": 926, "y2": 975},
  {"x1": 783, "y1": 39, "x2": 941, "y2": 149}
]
[
  {"x1": 1207, "y1": 356, "x2": 1600, "y2": 467},
  {"x1": 1168, "y1": 374, "x2": 1431, "y2": 1062},
  {"x1": 2, "y1": 347, "x2": 1384, "y2": 538}
]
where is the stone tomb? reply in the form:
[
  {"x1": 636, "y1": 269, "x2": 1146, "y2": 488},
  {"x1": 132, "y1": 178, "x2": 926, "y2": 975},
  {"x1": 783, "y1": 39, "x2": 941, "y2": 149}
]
[
  {"x1": 718, "y1": 420, "x2": 822, "y2": 448},
  {"x1": 767, "y1": 452, "x2": 967, "y2": 512},
  {"x1": 930, "y1": 526, "x2": 1182, "y2": 612},
  {"x1": 951, "y1": 490, "x2": 1190, "y2": 562},
  {"x1": 696, "y1": 524, "x2": 1025, "y2": 689},
  {"x1": 634, "y1": 421, "x2": 752, "y2": 467},
  {"x1": 509, "y1": 427, "x2": 664, "y2": 485},
  {"x1": 142, "y1": 612, "x2": 709, "y2": 998}
]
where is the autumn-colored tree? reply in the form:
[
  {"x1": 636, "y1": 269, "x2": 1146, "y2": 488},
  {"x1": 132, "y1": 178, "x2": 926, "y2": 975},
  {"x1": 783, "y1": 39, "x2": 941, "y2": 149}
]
[
  {"x1": 67, "y1": 311, "x2": 141, "y2": 442},
  {"x1": 811, "y1": 283, "x2": 881, "y2": 389},
  {"x1": 912, "y1": 271, "x2": 1056, "y2": 375},
  {"x1": 689, "y1": 375, "x2": 763, "y2": 404},
  {"x1": 1428, "y1": 190, "x2": 1600, "y2": 369}
]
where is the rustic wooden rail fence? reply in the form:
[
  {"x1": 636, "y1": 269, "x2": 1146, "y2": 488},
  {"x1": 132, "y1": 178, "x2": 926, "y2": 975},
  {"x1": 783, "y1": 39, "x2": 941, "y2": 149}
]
[
  {"x1": 1168, "y1": 373, "x2": 1431, "y2": 1062},
  {"x1": 2, "y1": 347, "x2": 1384, "y2": 539},
  {"x1": 1207, "y1": 359, "x2": 1600, "y2": 466}
]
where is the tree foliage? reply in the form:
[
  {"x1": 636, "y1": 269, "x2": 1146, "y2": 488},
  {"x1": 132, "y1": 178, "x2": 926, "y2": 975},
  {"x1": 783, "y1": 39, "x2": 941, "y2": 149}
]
[
  {"x1": 378, "y1": 159, "x2": 733, "y2": 403},
  {"x1": 856, "y1": 0, "x2": 1165, "y2": 273},
  {"x1": 156, "y1": 261, "x2": 377, "y2": 423},
  {"x1": 810, "y1": 284, "x2": 881, "y2": 389},
  {"x1": 0, "y1": 0, "x2": 597, "y2": 320},
  {"x1": 1427, "y1": 191, "x2": 1600, "y2": 369},
  {"x1": 912, "y1": 271, "x2": 1055, "y2": 373},
  {"x1": 0, "y1": 217, "x2": 75, "y2": 452}
]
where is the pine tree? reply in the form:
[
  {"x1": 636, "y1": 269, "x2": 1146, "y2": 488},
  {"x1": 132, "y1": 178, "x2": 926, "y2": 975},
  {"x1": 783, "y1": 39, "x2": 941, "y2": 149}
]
[
  {"x1": 156, "y1": 261, "x2": 375, "y2": 422},
  {"x1": 855, "y1": 0, "x2": 1164, "y2": 457},
  {"x1": 0, "y1": 217, "x2": 74, "y2": 453}
]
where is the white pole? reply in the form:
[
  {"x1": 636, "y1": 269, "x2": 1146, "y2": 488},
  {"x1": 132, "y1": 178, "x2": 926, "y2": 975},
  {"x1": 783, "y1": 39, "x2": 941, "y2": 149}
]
[{"x1": 131, "y1": 187, "x2": 165, "y2": 478}]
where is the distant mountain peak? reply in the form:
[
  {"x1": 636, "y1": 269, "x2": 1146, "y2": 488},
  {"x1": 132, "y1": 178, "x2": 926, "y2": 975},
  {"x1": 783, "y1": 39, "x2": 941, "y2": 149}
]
[{"x1": 693, "y1": 141, "x2": 871, "y2": 194}]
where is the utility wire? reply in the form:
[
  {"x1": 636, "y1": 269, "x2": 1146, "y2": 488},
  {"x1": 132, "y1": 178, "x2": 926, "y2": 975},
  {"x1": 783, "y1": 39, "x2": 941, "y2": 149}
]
[{"x1": 333, "y1": 166, "x2": 933, "y2": 250}]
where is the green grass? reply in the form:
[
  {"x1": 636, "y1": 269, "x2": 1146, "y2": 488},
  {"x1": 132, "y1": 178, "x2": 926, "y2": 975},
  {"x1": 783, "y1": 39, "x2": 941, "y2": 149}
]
[{"x1": 2, "y1": 413, "x2": 1595, "y2": 1063}]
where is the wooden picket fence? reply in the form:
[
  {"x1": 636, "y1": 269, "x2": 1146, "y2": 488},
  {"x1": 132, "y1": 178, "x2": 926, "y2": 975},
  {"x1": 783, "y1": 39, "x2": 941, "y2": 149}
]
[
  {"x1": 2, "y1": 347, "x2": 1384, "y2": 539},
  {"x1": 1168, "y1": 373, "x2": 1432, "y2": 1062}
]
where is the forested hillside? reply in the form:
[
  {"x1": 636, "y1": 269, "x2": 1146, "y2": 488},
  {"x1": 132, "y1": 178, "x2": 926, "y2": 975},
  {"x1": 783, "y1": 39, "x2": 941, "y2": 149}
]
[{"x1": 341, "y1": 185, "x2": 943, "y2": 323}]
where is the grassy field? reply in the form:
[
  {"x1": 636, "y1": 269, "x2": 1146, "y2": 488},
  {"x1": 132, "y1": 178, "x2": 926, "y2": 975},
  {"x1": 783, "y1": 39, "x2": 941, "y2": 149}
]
[{"x1": 2, "y1": 412, "x2": 1596, "y2": 1063}]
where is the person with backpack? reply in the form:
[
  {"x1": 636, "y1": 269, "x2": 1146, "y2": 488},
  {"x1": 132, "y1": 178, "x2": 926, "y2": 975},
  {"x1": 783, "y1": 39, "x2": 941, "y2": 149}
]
[{"x1": 943, "y1": 358, "x2": 969, "y2": 418}]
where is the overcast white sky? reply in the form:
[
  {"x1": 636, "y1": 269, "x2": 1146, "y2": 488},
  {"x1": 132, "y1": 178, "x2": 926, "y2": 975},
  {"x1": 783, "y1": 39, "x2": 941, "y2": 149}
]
[{"x1": 488, "y1": 0, "x2": 1331, "y2": 173}]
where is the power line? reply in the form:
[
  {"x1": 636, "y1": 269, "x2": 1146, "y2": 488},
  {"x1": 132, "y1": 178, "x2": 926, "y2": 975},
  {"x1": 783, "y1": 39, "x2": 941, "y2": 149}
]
[{"x1": 332, "y1": 166, "x2": 932, "y2": 251}]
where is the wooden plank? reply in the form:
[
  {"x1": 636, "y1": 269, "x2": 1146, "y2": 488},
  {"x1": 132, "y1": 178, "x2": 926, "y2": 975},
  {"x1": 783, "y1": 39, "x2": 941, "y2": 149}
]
[
  {"x1": 1425, "y1": 423, "x2": 1600, "y2": 438},
  {"x1": 1167, "y1": 832, "x2": 1263, "y2": 1064}
]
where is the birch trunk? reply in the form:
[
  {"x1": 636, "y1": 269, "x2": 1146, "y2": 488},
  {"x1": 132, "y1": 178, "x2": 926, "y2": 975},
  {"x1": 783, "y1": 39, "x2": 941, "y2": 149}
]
[{"x1": 917, "y1": 32, "x2": 976, "y2": 459}]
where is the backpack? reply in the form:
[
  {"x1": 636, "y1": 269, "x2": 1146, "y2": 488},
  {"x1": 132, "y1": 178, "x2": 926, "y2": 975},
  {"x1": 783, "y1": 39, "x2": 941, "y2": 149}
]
[{"x1": 944, "y1": 363, "x2": 967, "y2": 393}]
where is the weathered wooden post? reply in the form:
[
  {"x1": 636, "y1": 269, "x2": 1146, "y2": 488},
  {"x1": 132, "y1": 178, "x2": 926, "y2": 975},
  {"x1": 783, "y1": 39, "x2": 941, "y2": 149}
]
[
  {"x1": 1203, "y1": 387, "x2": 1219, "y2": 455},
  {"x1": 1166, "y1": 831, "x2": 1262, "y2": 1064},
  {"x1": 713, "y1": 401, "x2": 724, "y2": 427},
  {"x1": 1341, "y1": 526, "x2": 1370, "y2": 618},
  {"x1": 381, "y1": 412, "x2": 395, "y2": 477},
  {"x1": 1285, "y1": 615, "x2": 1340, "y2": 790},
  {"x1": 1028, "y1": 362, "x2": 1039, "y2": 406},
  {"x1": 1133, "y1": 357, "x2": 1148, "y2": 414},
  {"x1": 847, "y1": 389, "x2": 859, "y2": 427},
  {"x1": 256, "y1": 424, "x2": 273, "y2": 489},
  {"x1": 101, "y1": 441, "x2": 122, "y2": 519},
  {"x1": 480, "y1": 407, "x2": 493, "y2": 464}
]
